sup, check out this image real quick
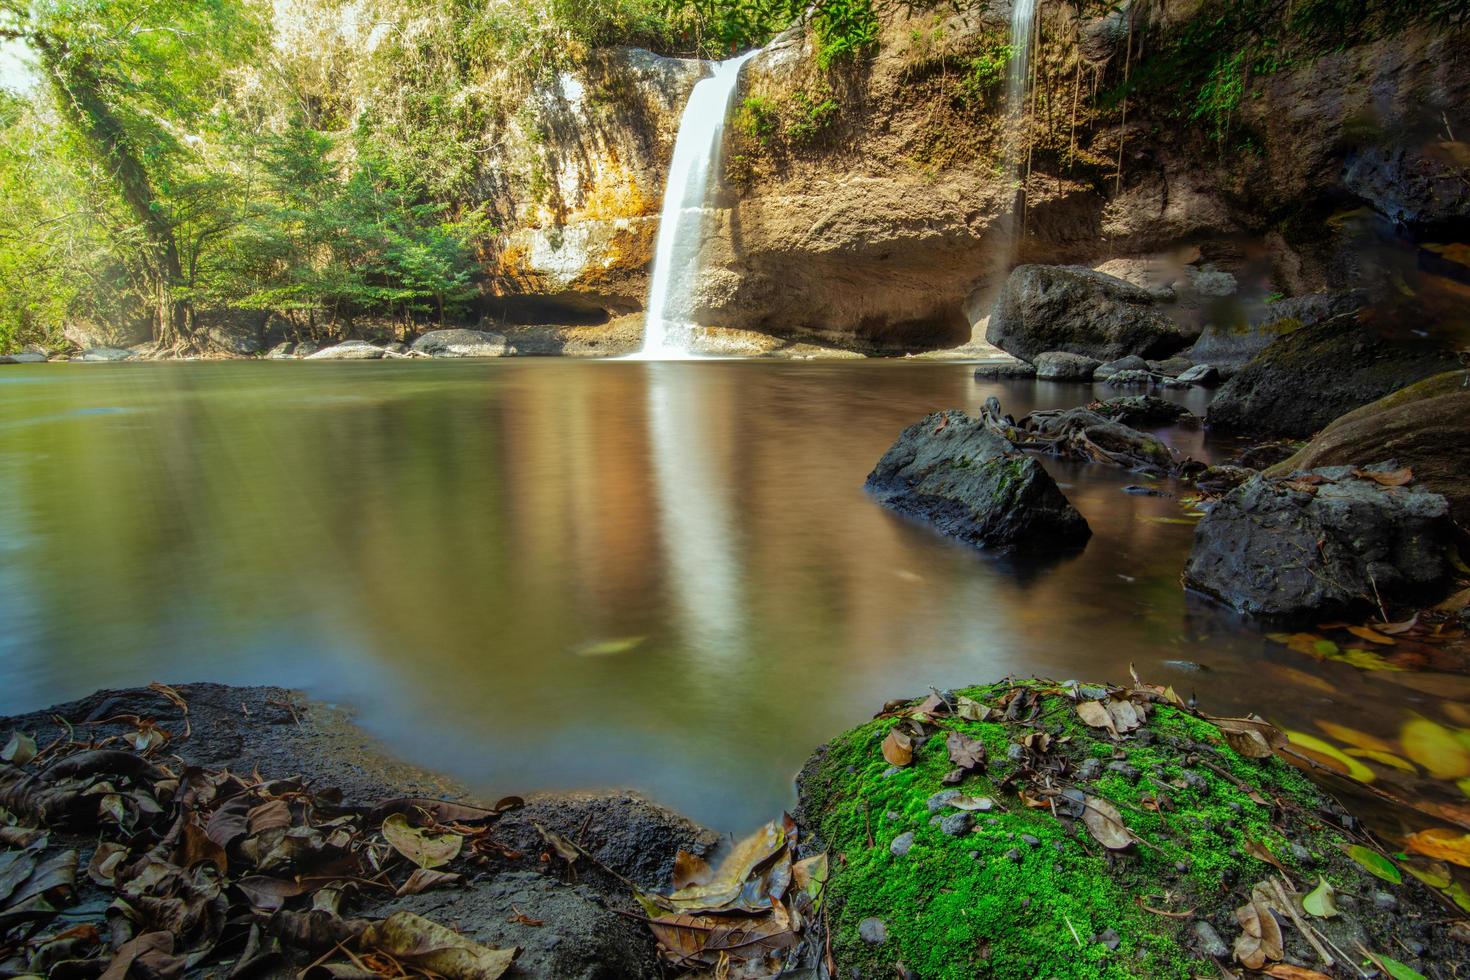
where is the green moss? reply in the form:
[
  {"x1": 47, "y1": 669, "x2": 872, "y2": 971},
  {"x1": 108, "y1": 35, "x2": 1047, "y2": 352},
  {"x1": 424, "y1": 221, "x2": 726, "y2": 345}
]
[{"x1": 800, "y1": 680, "x2": 1366, "y2": 979}]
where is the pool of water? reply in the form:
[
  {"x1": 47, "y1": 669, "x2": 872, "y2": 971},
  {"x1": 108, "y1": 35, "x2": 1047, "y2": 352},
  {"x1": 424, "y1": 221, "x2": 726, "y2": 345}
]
[{"x1": 1, "y1": 359, "x2": 1464, "y2": 833}]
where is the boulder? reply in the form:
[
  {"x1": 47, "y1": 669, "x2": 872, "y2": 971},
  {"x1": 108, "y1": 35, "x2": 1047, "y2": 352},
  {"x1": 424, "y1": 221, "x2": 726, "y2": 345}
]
[
  {"x1": 1183, "y1": 465, "x2": 1455, "y2": 619},
  {"x1": 973, "y1": 359, "x2": 1036, "y2": 380},
  {"x1": 76, "y1": 346, "x2": 135, "y2": 362},
  {"x1": 865, "y1": 410, "x2": 1091, "y2": 551},
  {"x1": 1094, "y1": 354, "x2": 1150, "y2": 379},
  {"x1": 305, "y1": 340, "x2": 384, "y2": 360},
  {"x1": 265, "y1": 342, "x2": 296, "y2": 359},
  {"x1": 1034, "y1": 351, "x2": 1101, "y2": 381},
  {"x1": 1091, "y1": 395, "x2": 1193, "y2": 428},
  {"x1": 1187, "y1": 290, "x2": 1365, "y2": 371},
  {"x1": 1148, "y1": 355, "x2": 1194, "y2": 377},
  {"x1": 987, "y1": 265, "x2": 1190, "y2": 362},
  {"x1": 1206, "y1": 313, "x2": 1460, "y2": 437},
  {"x1": 1176, "y1": 364, "x2": 1220, "y2": 385},
  {"x1": 0, "y1": 352, "x2": 46, "y2": 364},
  {"x1": 1265, "y1": 371, "x2": 1470, "y2": 525},
  {"x1": 410, "y1": 328, "x2": 515, "y2": 358},
  {"x1": 196, "y1": 309, "x2": 267, "y2": 355},
  {"x1": 1105, "y1": 369, "x2": 1155, "y2": 388}
]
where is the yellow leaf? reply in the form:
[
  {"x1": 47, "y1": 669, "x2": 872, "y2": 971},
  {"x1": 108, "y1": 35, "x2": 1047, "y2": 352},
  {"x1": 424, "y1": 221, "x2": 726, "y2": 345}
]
[
  {"x1": 1401, "y1": 718, "x2": 1470, "y2": 779},
  {"x1": 1316, "y1": 720, "x2": 1396, "y2": 755},
  {"x1": 1285, "y1": 731, "x2": 1375, "y2": 783},
  {"x1": 1405, "y1": 827, "x2": 1470, "y2": 868},
  {"x1": 1343, "y1": 748, "x2": 1417, "y2": 773}
]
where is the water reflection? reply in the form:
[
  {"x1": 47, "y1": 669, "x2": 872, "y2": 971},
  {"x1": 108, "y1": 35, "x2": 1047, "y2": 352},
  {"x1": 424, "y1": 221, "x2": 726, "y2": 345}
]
[{"x1": 0, "y1": 361, "x2": 1461, "y2": 834}]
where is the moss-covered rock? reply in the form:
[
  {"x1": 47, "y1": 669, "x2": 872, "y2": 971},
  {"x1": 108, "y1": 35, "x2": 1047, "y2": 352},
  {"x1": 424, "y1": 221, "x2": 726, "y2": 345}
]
[{"x1": 796, "y1": 680, "x2": 1459, "y2": 979}]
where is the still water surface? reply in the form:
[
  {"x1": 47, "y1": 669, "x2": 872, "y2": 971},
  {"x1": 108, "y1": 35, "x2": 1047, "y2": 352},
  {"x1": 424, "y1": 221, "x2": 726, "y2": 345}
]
[{"x1": 0, "y1": 360, "x2": 1460, "y2": 832}]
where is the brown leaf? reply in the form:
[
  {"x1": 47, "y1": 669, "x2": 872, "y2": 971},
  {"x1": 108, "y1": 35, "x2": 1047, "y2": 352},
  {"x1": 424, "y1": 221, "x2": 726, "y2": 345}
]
[
  {"x1": 955, "y1": 697, "x2": 993, "y2": 722},
  {"x1": 1081, "y1": 797, "x2": 1130, "y2": 850},
  {"x1": 396, "y1": 868, "x2": 462, "y2": 897},
  {"x1": 2, "y1": 731, "x2": 37, "y2": 766},
  {"x1": 1232, "y1": 895, "x2": 1284, "y2": 969},
  {"x1": 1075, "y1": 701, "x2": 1117, "y2": 736},
  {"x1": 1353, "y1": 466, "x2": 1413, "y2": 486},
  {"x1": 672, "y1": 850, "x2": 713, "y2": 891},
  {"x1": 647, "y1": 903, "x2": 799, "y2": 968},
  {"x1": 1105, "y1": 699, "x2": 1141, "y2": 734},
  {"x1": 234, "y1": 875, "x2": 310, "y2": 911},
  {"x1": 88, "y1": 843, "x2": 129, "y2": 888},
  {"x1": 361, "y1": 911, "x2": 517, "y2": 980},
  {"x1": 1346, "y1": 625, "x2": 1395, "y2": 646},
  {"x1": 1264, "y1": 965, "x2": 1333, "y2": 979},
  {"x1": 651, "y1": 817, "x2": 793, "y2": 916},
  {"x1": 881, "y1": 729, "x2": 913, "y2": 767},
  {"x1": 1243, "y1": 839, "x2": 1291, "y2": 875},
  {"x1": 1212, "y1": 715, "x2": 1286, "y2": 759},
  {"x1": 946, "y1": 731, "x2": 986, "y2": 771},
  {"x1": 382, "y1": 813, "x2": 463, "y2": 870},
  {"x1": 247, "y1": 799, "x2": 293, "y2": 836},
  {"x1": 100, "y1": 932, "x2": 184, "y2": 980}
]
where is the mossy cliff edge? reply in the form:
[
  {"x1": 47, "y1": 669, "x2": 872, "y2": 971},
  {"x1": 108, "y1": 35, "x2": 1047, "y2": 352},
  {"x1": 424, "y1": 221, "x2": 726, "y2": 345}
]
[{"x1": 795, "y1": 679, "x2": 1460, "y2": 979}]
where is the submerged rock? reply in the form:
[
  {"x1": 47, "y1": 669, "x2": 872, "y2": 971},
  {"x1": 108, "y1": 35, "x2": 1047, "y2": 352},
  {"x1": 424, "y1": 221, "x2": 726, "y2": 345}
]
[
  {"x1": 1090, "y1": 395, "x2": 1192, "y2": 428},
  {"x1": 987, "y1": 265, "x2": 1189, "y2": 363},
  {"x1": 865, "y1": 410, "x2": 1091, "y2": 551},
  {"x1": 410, "y1": 328, "x2": 515, "y2": 358},
  {"x1": 1206, "y1": 312, "x2": 1459, "y2": 437},
  {"x1": 305, "y1": 340, "x2": 385, "y2": 360},
  {"x1": 1265, "y1": 370, "x2": 1470, "y2": 525},
  {"x1": 1034, "y1": 351, "x2": 1102, "y2": 381},
  {"x1": 1105, "y1": 368, "x2": 1155, "y2": 388},
  {"x1": 1183, "y1": 464, "x2": 1455, "y2": 619}
]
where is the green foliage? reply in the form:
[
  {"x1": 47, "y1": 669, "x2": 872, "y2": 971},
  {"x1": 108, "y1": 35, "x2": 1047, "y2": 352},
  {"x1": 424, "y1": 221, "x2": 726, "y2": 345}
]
[
  {"x1": 809, "y1": 0, "x2": 880, "y2": 68},
  {"x1": 955, "y1": 38, "x2": 1014, "y2": 109},
  {"x1": 737, "y1": 95, "x2": 781, "y2": 144},
  {"x1": 787, "y1": 90, "x2": 838, "y2": 146},
  {"x1": 1191, "y1": 50, "x2": 1245, "y2": 144},
  {"x1": 736, "y1": 88, "x2": 840, "y2": 153}
]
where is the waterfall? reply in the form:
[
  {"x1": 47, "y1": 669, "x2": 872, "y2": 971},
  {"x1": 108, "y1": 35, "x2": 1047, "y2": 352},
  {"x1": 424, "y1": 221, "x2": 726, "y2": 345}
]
[
  {"x1": 1006, "y1": 0, "x2": 1037, "y2": 123},
  {"x1": 636, "y1": 52, "x2": 757, "y2": 359}
]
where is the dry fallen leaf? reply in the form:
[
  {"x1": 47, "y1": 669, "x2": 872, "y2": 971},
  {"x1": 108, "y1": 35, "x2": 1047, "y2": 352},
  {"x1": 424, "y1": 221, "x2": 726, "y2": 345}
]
[
  {"x1": 881, "y1": 729, "x2": 913, "y2": 767},
  {"x1": 396, "y1": 867, "x2": 463, "y2": 897},
  {"x1": 1211, "y1": 715, "x2": 1285, "y2": 759},
  {"x1": 381, "y1": 813, "x2": 463, "y2": 869},
  {"x1": 947, "y1": 731, "x2": 986, "y2": 771},
  {"x1": 1081, "y1": 796, "x2": 1130, "y2": 850},
  {"x1": 1353, "y1": 466, "x2": 1414, "y2": 487},
  {"x1": 362, "y1": 911, "x2": 516, "y2": 980},
  {"x1": 1265, "y1": 965, "x2": 1333, "y2": 980},
  {"x1": 1233, "y1": 894, "x2": 1284, "y2": 969},
  {"x1": 1076, "y1": 701, "x2": 1117, "y2": 736}
]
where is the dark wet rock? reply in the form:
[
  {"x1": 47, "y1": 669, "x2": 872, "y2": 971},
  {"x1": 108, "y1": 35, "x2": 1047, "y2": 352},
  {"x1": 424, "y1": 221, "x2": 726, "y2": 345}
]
[
  {"x1": 890, "y1": 832, "x2": 916, "y2": 857},
  {"x1": 1194, "y1": 465, "x2": 1256, "y2": 496},
  {"x1": 1206, "y1": 313, "x2": 1459, "y2": 437},
  {"x1": 1019, "y1": 834, "x2": 1040, "y2": 847},
  {"x1": 77, "y1": 346, "x2": 135, "y2": 362},
  {"x1": 1106, "y1": 761, "x2": 1140, "y2": 781},
  {"x1": 940, "y1": 812, "x2": 975, "y2": 837},
  {"x1": 305, "y1": 340, "x2": 384, "y2": 360},
  {"x1": 1091, "y1": 395, "x2": 1192, "y2": 428},
  {"x1": 973, "y1": 359, "x2": 1036, "y2": 380},
  {"x1": 865, "y1": 410, "x2": 1091, "y2": 551},
  {"x1": 987, "y1": 265, "x2": 1189, "y2": 362},
  {"x1": 1176, "y1": 364, "x2": 1220, "y2": 385},
  {"x1": 1342, "y1": 143, "x2": 1470, "y2": 229},
  {"x1": 1148, "y1": 355, "x2": 1195, "y2": 378},
  {"x1": 360, "y1": 871, "x2": 657, "y2": 980},
  {"x1": 1373, "y1": 890, "x2": 1399, "y2": 911},
  {"x1": 1233, "y1": 442, "x2": 1299, "y2": 470},
  {"x1": 1105, "y1": 369, "x2": 1155, "y2": 387},
  {"x1": 1034, "y1": 351, "x2": 1102, "y2": 381},
  {"x1": 1123, "y1": 485, "x2": 1170, "y2": 497},
  {"x1": 1076, "y1": 758, "x2": 1102, "y2": 781},
  {"x1": 1184, "y1": 465, "x2": 1456, "y2": 619},
  {"x1": 410, "y1": 329, "x2": 515, "y2": 358},
  {"x1": 1290, "y1": 843, "x2": 1315, "y2": 865},
  {"x1": 197, "y1": 309, "x2": 268, "y2": 355},
  {"x1": 1265, "y1": 371, "x2": 1470, "y2": 525},
  {"x1": 496, "y1": 792, "x2": 719, "y2": 891},
  {"x1": 859, "y1": 918, "x2": 888, "y2": 944},
  {"x1": 1095, "y1": 355, "x2": 1150, "y2": 379},
  {"x1": 1096, "y1": 928, "x2": 1122, "y2": 950},
  {"x1": 1187, "y1": 290, "x2": 1366, "y2": 372}
]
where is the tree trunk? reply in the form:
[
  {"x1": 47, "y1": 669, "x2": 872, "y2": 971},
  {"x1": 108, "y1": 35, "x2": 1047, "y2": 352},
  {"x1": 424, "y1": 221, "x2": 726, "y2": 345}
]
[{"x1": 37, "y1": 40, "x2": 191, "y2": 348}]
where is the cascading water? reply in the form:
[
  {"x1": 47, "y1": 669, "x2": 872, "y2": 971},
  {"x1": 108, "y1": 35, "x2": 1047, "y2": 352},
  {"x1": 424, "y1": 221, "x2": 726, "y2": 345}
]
[
  {"x1": 1006, "y1": 0, "x2": 1037, "y2": 123},
  {"x1": 635, "y1": 51, "x2": 757, "y2": 359}
]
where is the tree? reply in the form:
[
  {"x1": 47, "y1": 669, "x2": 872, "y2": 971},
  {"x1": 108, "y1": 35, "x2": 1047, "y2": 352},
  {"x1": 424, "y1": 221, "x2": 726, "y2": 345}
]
[{"x1": 0, "y1": 0, "x2": 264, "y2": 349}]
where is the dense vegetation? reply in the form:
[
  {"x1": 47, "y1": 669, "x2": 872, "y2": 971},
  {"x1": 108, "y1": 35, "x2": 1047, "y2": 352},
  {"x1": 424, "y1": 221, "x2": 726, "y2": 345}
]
[{"x1": 0, "y1": 0, "x2": 1463, "y2": 354}]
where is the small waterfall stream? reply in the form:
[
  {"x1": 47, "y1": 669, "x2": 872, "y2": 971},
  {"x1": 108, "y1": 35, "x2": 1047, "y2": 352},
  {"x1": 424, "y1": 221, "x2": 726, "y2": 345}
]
[
  {"x1": 636, "y1": 52, "x2": 757, "y2": 359},
  {"x1": 1007, "y1": 0, "x2": 1038, "y2": 122}
]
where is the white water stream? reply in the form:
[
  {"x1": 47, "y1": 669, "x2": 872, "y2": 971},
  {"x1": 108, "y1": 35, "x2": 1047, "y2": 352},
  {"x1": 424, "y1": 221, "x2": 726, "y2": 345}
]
[
  {"x1": 636, "y1": 52, "x2": 757, "y2": 359},
  {"x1": 1007, "y1": 0, "x2": 1038, "y2": 120}
]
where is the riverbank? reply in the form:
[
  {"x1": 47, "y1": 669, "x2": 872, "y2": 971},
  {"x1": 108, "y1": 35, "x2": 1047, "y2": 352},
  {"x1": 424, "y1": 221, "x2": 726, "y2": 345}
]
[{"x1": 1, "y1": 681, "x2": 1464, "y2": 979}]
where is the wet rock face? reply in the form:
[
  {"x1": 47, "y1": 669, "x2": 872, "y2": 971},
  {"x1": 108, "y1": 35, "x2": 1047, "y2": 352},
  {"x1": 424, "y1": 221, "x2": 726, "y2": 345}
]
[
  {"x1": 1034, "y1": 351, "x2": 1102, "y2": 381},
  {"x1": 1187, "y1": 290, "x2": 1366, "y2": 371},
  {"x1": 987, "y1": 265, "x2": 1190, "y2": 363},
  {"x1": 1205, "y1": 313, "x2": 1461, "y2": 437},
  {"x1": 1183, "y1": 465, "x2": 1455, "y2": 620},
  {"x1": 865, "y1": 410, "x2": 1091, "y2": 551}
]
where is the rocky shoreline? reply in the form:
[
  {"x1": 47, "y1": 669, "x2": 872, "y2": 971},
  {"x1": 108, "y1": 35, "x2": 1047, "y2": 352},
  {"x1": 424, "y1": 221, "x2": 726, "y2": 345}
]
[{"x1": 2, "y1": 681, "x2": 1465, "y2": 979}]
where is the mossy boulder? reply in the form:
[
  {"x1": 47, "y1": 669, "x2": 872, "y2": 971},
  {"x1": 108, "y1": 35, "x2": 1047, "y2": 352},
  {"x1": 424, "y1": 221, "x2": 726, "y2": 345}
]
[
  {"x1": 1265, "y1": 370, "x2": 1470, "y2": 525},
  {"x1": 865, "y1": 411, "x2": 1091, "y2": 551},
  {"x1": 796, "y1": 679, "x2": 1458, "y2": 980},
  {"x1": 1205, "y1": 313, "x2": 1460, "y2": 437}
]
